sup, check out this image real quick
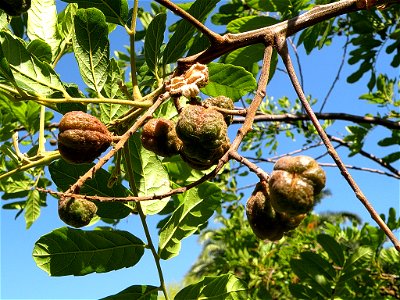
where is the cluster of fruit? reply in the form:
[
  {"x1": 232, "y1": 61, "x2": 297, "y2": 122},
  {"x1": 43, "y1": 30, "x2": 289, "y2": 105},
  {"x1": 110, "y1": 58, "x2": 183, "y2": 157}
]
[
  {"x1": 246, "y1": 156, "x2": 326, "y2": 241},
  {"x1": 56, "y1": 96, "x2": 234, "y2": 227},
  {"x1": 141, "y1": 96, "x2": 234, "y2": 170}
]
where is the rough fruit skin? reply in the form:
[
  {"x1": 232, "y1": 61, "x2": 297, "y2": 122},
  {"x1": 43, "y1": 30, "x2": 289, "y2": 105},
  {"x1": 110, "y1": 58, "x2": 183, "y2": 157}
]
[
  {"x1": 58, "y1": 197, "x2": 97, "y2": 228},
  {"x1": 246, "y1": 182, "x2": 285, "y2": 241},
  {"x1": 58, "y1": 111, "x2": 112, "y2": 164},
  {"x1": 141, "y1": 118, "x2": 182, "y2": 157},
  {"x1": 175, "y1": 105, "x2": 230, "y2": 170},
  {"x1": 202, "y1": 96, "x2": 234, "y2": 125},
  {"x1": 176, "y1": 105, "x2": 227, "y2": 149},
  {"x1": 269, "y1": 156, "x2": 326, "y2": 216},
  {"x1": 246, "y1": 181, "x2": 307, "y2": 240}
]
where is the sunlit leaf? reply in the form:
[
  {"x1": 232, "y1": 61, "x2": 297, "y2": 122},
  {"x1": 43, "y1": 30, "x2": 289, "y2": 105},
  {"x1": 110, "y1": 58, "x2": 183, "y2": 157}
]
[
  {"x1": 163, "y1": 0, "x2": 219, "y2": 64},
  {"x1": 33, "y1": 227, "x2": 145, "y2": 276},
  {"x1": 175, "y1": 274, "x2": 248, "y2": 300},
  {"x1": 158, "y1": 182, "x2": 221, "y2": 260},
  {"x1": 100, "y1": 285, "x2": 159, "y2": 300},
  {"x1": 24, "y1": 189, "x2": 41, "y2": 229},
  {"x1": 125, "y1": 134, "x2": 171, "y2": 215},
  {"x1": 144, "y1": 13, "x2": 166, "y2": 74},
  {"x1": 49, "y1": 159, "x2": 131, "y2": 219},
  {"x1": 0, "y1": 31, "x2": 66, "y2": 96},
  {"x1": 73, "y1": 8, "x2": 109, "y2": 93},
  {"x1": 62, "y1": 0, "x2": 128, "y2": 25},
  {"x1": 27, "y1": 0, "x2": 59, "y2": 58},
  {"x1": 201, "y1": 63, "x2": 257, "y2": 101}
]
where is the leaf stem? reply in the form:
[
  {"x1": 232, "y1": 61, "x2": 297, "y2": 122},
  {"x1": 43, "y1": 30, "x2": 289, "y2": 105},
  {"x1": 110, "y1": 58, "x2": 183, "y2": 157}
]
[
  {"x1": 122, "y1": 145, "x2": 169, "y2": 300},
  {"x1": 37, "y1": 105, "x2": 46, "y2": 157},
  {"x1": 0, "y1": 151, "x2": 60, "y2": 181},
  {"x1": 129, "y1": 0, "x2": 142, "y2": 101}
]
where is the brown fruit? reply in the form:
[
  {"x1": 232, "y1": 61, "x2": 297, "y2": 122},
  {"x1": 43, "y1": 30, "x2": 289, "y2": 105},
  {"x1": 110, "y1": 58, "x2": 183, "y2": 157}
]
[
  {"x1": 202, "y1": 96, "x2": 234, "y2": 125},
  {"x1": 246, "y1": 182, "x2": 307, "y2": 241},
  {"x1": 176, "y1": 105, "x2": 227, "y2": 149},
  {"x1": 269, "y1": 156, "x2": 326, "y2": 216},
  {"x1": 58, "y1": 197, "x2": 97, "y2": 228},
  {"x1": 141, "y1": 118, "x2": 182, "y2": 157},
  {"x1": 175, "y1": 105, "x2": 230, "y2": 169},
  {"x1": 246, "y1": 182, "x2": 284, "y2": 241},
  {"x1": 58, "y1": 111, "x2": 112, "y2": 164}
]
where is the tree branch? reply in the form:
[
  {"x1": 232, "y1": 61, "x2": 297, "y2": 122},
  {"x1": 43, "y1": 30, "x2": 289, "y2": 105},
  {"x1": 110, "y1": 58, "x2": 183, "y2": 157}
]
[
  {"x1": 176, "y1": 0, "x2": 393, "y2": 71},
  {"x1": 233, "y1": 112, "x2": 400, "y2": 130},
  {"x1": 276, "y1": 38, "x2": 400, "y2": 251}
]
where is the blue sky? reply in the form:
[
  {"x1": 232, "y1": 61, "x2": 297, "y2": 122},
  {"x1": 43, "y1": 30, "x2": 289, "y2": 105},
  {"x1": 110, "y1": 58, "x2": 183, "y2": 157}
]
[{"x1": 1, "y1": 1, "x2": 399, "y2": 299}]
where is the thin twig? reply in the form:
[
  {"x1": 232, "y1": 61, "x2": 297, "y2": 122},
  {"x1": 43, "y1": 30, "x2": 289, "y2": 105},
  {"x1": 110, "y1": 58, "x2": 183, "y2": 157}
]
[
  {"x1": 66, "y1": 92, "x2": 170, "y2": 194},
  {"x1": 154, "y1": 0, "x2": 223, "y2": 44},
  {"x1": 233, "y1": 112, "x2": 400, "y2": 130},
  {"x1": 276, "y1": 38, "x2": 400, "y2": 251},
  {"x1": 319, "y1": 34, "x2": 350, "y2": 112},
  {"x1": 329, "y1": 135, "x2": 400, "y2": 177}
]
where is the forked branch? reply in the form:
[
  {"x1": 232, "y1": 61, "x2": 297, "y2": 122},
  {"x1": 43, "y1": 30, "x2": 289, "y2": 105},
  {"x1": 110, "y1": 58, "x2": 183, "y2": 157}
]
[{"x1": 276, "y1": 39, "x2": 400, "y2": 251}]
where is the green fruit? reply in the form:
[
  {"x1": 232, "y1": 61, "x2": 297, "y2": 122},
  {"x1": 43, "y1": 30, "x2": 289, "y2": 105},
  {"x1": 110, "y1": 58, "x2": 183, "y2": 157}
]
[
  {"x1": 141, "y1": 118, "x2": 182, "y2": 157},
  {"x1": 58, "y1": 111, "x2": 112, "y2": 164},
  {"x1": 269, "y1": 156, "x2": 326, "y2": 216},
  {"x1": 0, "y1": 0, "x2": 31, "y2": 16},
  {"x1": 176, "y1": 105, "x2": 227, "y2": 149},
  {"x1": 202, "y1": 96, "x2": 234, "y2": 125},
  {"x1": 58, "y1": 197, "x2": 97, "y2": 228}
]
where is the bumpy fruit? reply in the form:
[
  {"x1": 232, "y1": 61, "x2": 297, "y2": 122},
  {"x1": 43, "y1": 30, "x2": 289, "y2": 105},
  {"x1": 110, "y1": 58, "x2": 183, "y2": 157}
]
[
  {"x1": 269, "y1": 156, "x2": 326, "y2": 216},
  {"x1": 58, "y1": 111, "x2": 112, "y2": 164},
  {"x1": 246, "y1": 182, "x2": 306, "y2": 241},
  {"x1": 202, "y1": 96, "x2": 234, "y2": 125},
  {"x1": 58, "y1": 197, "x2": 97, "y2": 228},
  {"x1": 175, "y1": 105, "x2": 230, "y2": 170},
  {"x1": 141, "y1": 118, "x2": 182, "y2": 157},
  {"x1": 0, "y1": 0, "x2": 31, "y2": 16}
]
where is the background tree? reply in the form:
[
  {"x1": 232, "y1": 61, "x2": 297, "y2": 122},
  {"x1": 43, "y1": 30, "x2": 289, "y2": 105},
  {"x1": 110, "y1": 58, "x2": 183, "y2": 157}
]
[{"x1": 0, "y1": 0, "x2": 399, "y2": 299}]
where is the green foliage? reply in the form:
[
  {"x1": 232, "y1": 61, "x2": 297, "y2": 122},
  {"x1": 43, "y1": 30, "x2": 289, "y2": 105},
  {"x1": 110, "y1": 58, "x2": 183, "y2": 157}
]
[
  {"x1": 186, "y1": 205, "x2": 400, "y2": 299},
  {"x1": 33, "y1": 227, "x2": 145, "y2": 276}
]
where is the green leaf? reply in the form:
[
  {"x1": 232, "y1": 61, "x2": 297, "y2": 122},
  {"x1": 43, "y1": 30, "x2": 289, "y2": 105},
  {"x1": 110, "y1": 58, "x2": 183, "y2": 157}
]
[
  {"x1": 290, "y1": 252, "x2": 334, "y2": 298},
  {"x1": 382, "y1": 151, "x2": 400, "y2": 163},
  {"x1": 27, "y1": 40, "x2": 53, "y2": 63},
  {"x1": 27, "y1": 0, "x2": 60, "y2": 58},
  {"x1": 163, "y1": 0, "x2": 219, "y2": 64},
  {"x1": 73, "y1": 8, "x2": 110, "y2": 93},
  {"x1": 158, "y1": 182, "x2": 221, "y2": 260},
  {"x1": 225, "y1": 44, "x2": 265, "y2": 71},
  {"x1": 32, "y1": 227, "x2": 145, "y2": 276},
  {"x1": 317, "y1": 234, "x2": 345, "y2": 267},
  {"x1": 100, "y1": 285, "x2": 159, "y2": 300},
  {"x1": 62, "y1": 0, "x2": 128, "y2": 25},
  {"x1": 125, "y1": 134, "x2": 170, "y2": 215},
  {"x1": 24, "y1": 189, "x2": 41, "y2": 229},
  {"x1": 201, "y1": 63, "x2": 257, "y2": 101},
  {"x1": 226, "y1": 16, "x2": 278, "y2": 34},
  {"x1": 0, "y1": 31, "x2": 66, "y2": 96},
  {"x1": 343, "y1": 246, "x2": 373, "y2": 271},
  {"x1": 175, "y1": 274, "x2": 248, "y2": 300},
  {"x1": 144, "y1": 13, "x2": 166, "y2": 74},
  {"x1": 49, "y1": 159, "x2": 131, "y2": 219}
]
